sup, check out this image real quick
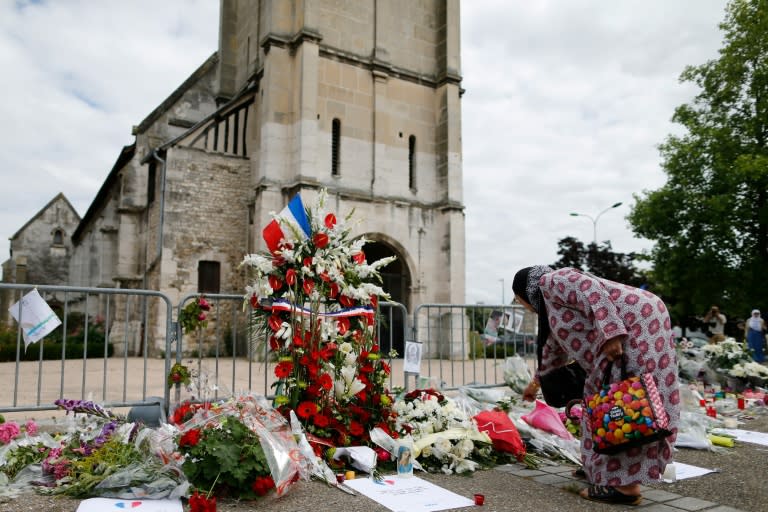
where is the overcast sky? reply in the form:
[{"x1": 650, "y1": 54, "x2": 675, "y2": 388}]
[{"x1": 0, "y1": 1, "x2": 728, "y2": 304}]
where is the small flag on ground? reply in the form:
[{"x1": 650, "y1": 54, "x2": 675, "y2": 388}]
[{"x1": 262, "y1": 194, "x2": 312, "y2": 254}]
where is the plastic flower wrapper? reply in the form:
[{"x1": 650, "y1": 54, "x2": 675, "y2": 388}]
[
  {"x1": 503, "y1": 355, "x2": 532, "y2": 394},
  {"x1": 457, "y1": 386, "x2": 508, "y2": 409},
  {"x1": 288, "y1": 411, "x2": 337, "y2": 486},
  {"x1": 331, "y1": 446, "x2": 377, "y2": 474},
  {"x1": 521, "y1": 400, "x2": 574, "y2": 441},
  {"x1": 674, "y1": 411, "x2": 715, "y2": 450},
  {"x1": 177, "y1": 394, "x2": 310, "y2": 497}
]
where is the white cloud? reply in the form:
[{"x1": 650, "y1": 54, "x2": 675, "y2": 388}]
[{"x1": 0, "y1": 0, "x2": 728, "y2": 305}]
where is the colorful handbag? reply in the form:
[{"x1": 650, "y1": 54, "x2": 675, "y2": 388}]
[{"x1": 584, "y1": 359, "x2": 672, "y2": 454}]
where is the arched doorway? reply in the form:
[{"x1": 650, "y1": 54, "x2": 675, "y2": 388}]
[{"x1": 363, "y1": 240, "x2": 411, "y2": 358}]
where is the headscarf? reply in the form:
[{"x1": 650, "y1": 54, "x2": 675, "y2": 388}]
[
  {"x1": 512, "y1": 265, "x2": 553, "y2": 364},
  {"x1": 748, "y1": 309, "x2": 762, "y2": 331}
]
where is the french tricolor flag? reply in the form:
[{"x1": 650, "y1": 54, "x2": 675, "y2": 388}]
[{"x1": 262, "y1": 194, "x2": 312, "y2": 254}]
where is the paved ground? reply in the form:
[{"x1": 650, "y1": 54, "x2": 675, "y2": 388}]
[{"x1": 1, "y1": 357, "x2": 767, "y2": 511}]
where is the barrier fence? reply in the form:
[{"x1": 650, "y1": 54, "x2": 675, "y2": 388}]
[{"x1": 0, "y1": 284, "x2": 536, "y2": 416}]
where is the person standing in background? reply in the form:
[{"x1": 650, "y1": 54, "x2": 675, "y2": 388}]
[
  {"x1": 745, "y1": 309, "x2": 766, "y2": 363},
  {"x1": 703, "y1": 305, "x2": 727, "y2": 343}
]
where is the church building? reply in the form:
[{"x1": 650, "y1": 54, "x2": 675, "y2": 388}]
[{"x1": 16, "y1": 0, "x2": 466, "y2": 354}]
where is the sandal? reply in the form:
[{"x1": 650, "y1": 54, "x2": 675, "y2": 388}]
[
  {"x1": 582, "y1": 484, "x2": 642, "y2": 506},
  {"x1": 572, "y1": 468, "x2": 586, "y2": 479}
]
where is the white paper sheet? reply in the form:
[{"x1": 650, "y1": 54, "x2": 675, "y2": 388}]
[
  {"x1": 663, "y1": 462, "x2": 717, "y2": 482},
  {"x1": 713, "y1": 428, "x2": 768, "y2": 447},
  {"x1": 8, "y1": 289, "x2": 61, "y2": 348},
  {"x1": 76, "y1": 498, "x2": 183, "y2": 512},
  {"x1": 344, "y1": 475, "x2": 474, "y2": 512}
]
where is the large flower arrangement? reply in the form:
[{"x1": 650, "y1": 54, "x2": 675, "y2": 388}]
[
  {"x1": 702, "y1": 337, "x2": 753, "y2": 371},
  {"x1": 392, "y1": 389, "x2": 494, "y2": 474},
  {"x1": 241, "y1": 190, "x2": 397, "y2": 449}
]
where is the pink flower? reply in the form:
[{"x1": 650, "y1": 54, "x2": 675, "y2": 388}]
[
  {"x1": 24, "y1": 420, "x2": 38, "y2": 436},
  {"x1": 0, "y1": 422, "x2": 21, "y2": 444}
]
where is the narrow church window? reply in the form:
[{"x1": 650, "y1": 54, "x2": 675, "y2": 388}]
[
  {"x1": 147, "y1": 161, "x2": 157, "y2": 204},
  {"x1": 408, "y1": 135, "x2": 417, "y2": 190},
  {"x1": 198, "y1": 261, "x2": 221, "y2": 294},
  {"x1": 331, "y1": 118, "x2": 341, "y2": 176},
  {"x1": 53, "y1": 229, "x2": 63, "y2": 245}
]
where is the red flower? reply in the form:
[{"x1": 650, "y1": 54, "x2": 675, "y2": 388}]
[
  {"x1": 337, "y1": 317, "x2": 350, "y2": 335},
  {"x1": 352, "y1": 251, "x2": 366, "y2": 264},
  {"x1": 313, "y1": 414, "x2": 330, "y2": 428},
  {"x1": 179, "y1": 429, "x2": 201, "y2": 448},
  {"x1": 370, "y1": 295, "x2": 378, "y2": 308},
  {"x1": 197, "y1": 312, "x2": 207, "y2": 322},
  {"x1": 303, "y1": 257, "x2": 313, "y2": 267},
  {"x1": 252, "y1": 475, "x2": 275, "y2": 496},
  {"x1": 339, "y1": 295, "x2": 355, "y2": 308},
  {"x1": 329, "y1": 282, "x2": 339, "y2": 299},
  {"x1": 189, "y1": 491, "x2": 216, "y2": 512},
  {"x1": 274, "y1": 361, "x2": 294, "y2": 379},
  {"x1": 198, "y1": 297, "x2": 211, "y2": 311},
  {"x1": 313, "y1": 233, "x2": 329, "y2": 248},
  {"x1": 317, "y1": 373, "x2": 333, "y2": 391},
  {"x1": 303, "y1": 279, "x2": 315, "y2": 295},
  {"x1": 268, "y1": 315, "x2": 282, "y2": 332},
  {"x1": 375, "y1": 447, "x2": 391, "y2": 462},
  {"x1": 285, "y1": 268, "x2": 297, "y2": 286},
  {"x1": 319, "y1": 271, "x2": 331, "y2": 282},
  {"x1": 348, "y1": 420, "x2": 364, "y2": 437},
  {"x1": 324, "y1": 213, "x2": 337, "y2": 229},
  {"x1": 292, "y1": 333, "x2": 304, "y2": 348},
  {"x1": 269, "y1": 336, "x2": 280, "y2": 351},
  {"x1": 297, "y1": 401, "x2": 318, "y2": 419},
  {"x1": 380, "y1": 361, "x2": 391, "y2": 375},
  {"x1": 250, "y1": 294, "x2": 259, "y2": 308},
  {"x1": 268, "y1": 275, "x2": 283, "y2": 291}
]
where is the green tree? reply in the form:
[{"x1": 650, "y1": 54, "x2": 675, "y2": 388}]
[
  {"x1": 552, "y1": 237, "x2": 646, "y2": 287},
  {"x1": 628, "y1": 0, "x2": 768, "y2": 323}
]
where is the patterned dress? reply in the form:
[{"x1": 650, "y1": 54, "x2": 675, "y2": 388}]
[{"x1": 536, "y1": 268, "x2": 680, "y2": 486}]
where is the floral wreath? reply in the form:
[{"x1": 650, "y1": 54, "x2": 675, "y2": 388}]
[{"x1": 241, "y1": 190, "x2": 398, "y2": 448}]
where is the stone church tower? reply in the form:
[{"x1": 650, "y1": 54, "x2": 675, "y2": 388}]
[{"x1": 67, "y1": 0, "x2": 465, "y2": 353}]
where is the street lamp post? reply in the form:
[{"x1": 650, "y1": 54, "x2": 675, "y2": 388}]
[{"x1": 569, "y1": 202, "x2": 623, "y2": 244}]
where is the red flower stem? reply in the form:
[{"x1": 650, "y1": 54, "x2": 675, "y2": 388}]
[{"x1": 207, "y1": 471, "x2": 221, "y2": 499}]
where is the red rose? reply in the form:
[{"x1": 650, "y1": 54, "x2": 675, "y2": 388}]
[
  {"x1": 317, "y1": 373, "x2": 333, "y2": 391},
  {"x1": 179, "y1": 428, "x2": 201, "y2": 447},
  {"x1": 313, "y1": 233, "x2": 329, "y2": 248},
  {"x1": 348, "y1": 420, "x2": 364, "y2": 437},
  {"x1": 251, "y1": 475, "x2": 275, "y2": 496},
  {"x1": 324, "y1": 213, "x2": 337, "y2": 229},
  {"x1": 197, "y1": 297, "x2": 211, "y2": 311},
  {"x1": 197, "y1": 312, "x2": 206, "y2": 322}
]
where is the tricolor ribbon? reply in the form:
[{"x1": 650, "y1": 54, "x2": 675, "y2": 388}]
[{"x1": 258, "y1": 297, "x2": 374, "y2": 320}]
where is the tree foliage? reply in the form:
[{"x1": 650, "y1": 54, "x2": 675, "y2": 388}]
[
  {"x1": 628, "y1": 0, "x2": 768, "y2": 323},
  {"x1": 552, "y1": 237, "x2": 646, "y2": 287}
]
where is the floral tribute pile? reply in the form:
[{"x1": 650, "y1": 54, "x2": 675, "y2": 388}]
[{"x1": 241, "y1": 190, "x2": 398, "y2": 451}]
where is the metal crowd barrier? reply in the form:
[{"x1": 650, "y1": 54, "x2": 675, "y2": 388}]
[
  {"x1": 0, "y1": 283, "x2": 535, "y2": 415},
  {"x1": 0, "y1": 283, "x2": 174, "y2": 415}
]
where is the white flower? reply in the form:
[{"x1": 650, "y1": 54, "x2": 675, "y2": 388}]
[{"x1": 339, "y1": 342, "x2": 353, "y2": 354}]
